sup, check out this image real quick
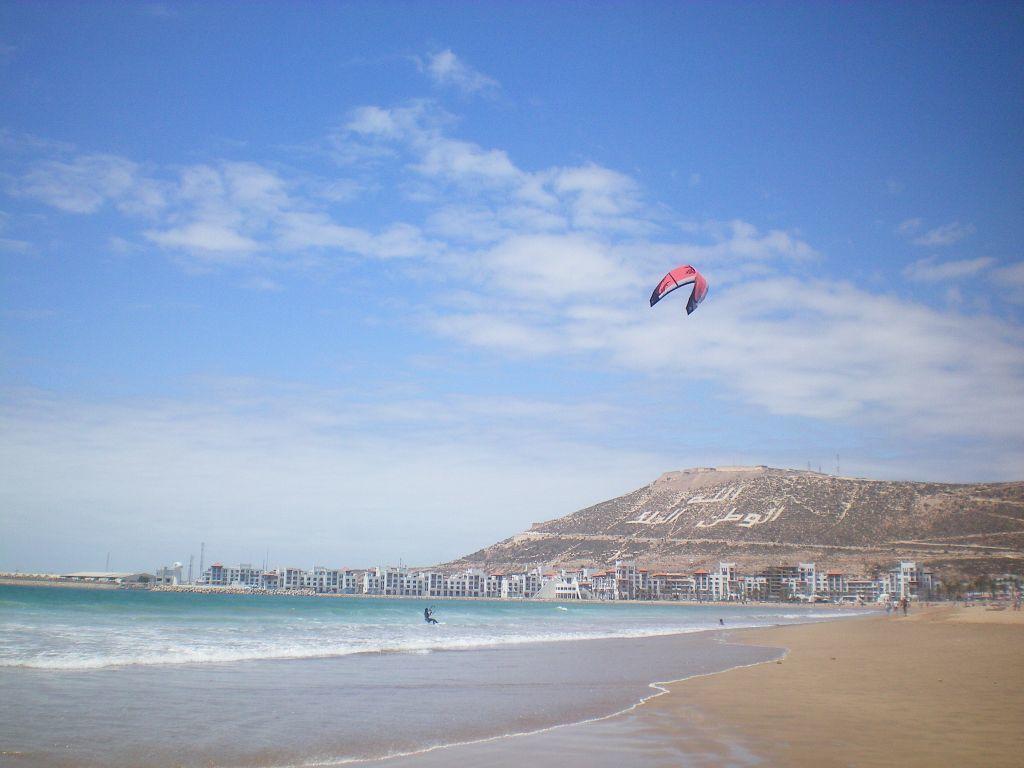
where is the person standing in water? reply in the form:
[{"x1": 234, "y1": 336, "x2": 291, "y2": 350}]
[{"x1": 424, "y1": 606, "x2": 438, "y2": 624}]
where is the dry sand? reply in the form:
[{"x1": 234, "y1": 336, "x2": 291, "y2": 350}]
[
  {"x1": 367, "y1": 606, "x2": 1024, "y2": 768},
  {"x1": 649, "y1": 605, "x2": 1024, "y2": 767}
]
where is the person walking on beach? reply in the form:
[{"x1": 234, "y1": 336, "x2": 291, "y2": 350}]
[{"x1": 424, "y1": 606, "x2": 438, "y2": 625}]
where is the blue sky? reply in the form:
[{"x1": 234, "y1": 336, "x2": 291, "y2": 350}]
[{"x1": 2, "y1": 2, "x2": 1022, "y2": 572}]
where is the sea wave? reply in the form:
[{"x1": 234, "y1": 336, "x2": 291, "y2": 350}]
[
  {"x1": 0, "y1": 597, "x2": 873, "y2": 671},
  {"x1": 0, "y1": 624, "x2": 734, "y2": 670}
]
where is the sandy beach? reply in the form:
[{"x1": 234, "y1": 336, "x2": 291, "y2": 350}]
[
  {"x1": 652, "y1": 605, "x2": 1024, "y2": 767},
  {"x1": 4, "y1": 591, "x2": 1021, "y2": 768},
  {"x1": 368, "y1": 606, "x2": 1024, "y2": 768}
]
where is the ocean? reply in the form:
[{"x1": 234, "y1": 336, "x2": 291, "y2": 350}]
[{"x1": 0, "y1": 585, "x2": 865, "y2": 767}]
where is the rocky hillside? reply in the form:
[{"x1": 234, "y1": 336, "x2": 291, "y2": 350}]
[{"x1": 452, "y1": 466, "x2": 1024, "y2": 576}]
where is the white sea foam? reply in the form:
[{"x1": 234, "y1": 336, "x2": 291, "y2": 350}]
[
  {"x1": 2, "y1": 625, "x2": 720, "y2": 670},
  {"x1": 0, "y1": 591, "x2": 871, "y2": 671},
  {"x1": 0, "y1": 588, "x2": 871, "y2": 768}
]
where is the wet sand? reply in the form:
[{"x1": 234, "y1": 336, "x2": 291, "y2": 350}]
[
  {"x1": 367, "y1": 606, "x2": 1024, "y2": 768},
  {"x1": 0, "y1": 628, "x2": 779, "y2": 768}
]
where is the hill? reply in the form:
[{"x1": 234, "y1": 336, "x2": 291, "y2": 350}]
[{"x1": 452, "y1": 466, "x2": 1024, "y2": 577}]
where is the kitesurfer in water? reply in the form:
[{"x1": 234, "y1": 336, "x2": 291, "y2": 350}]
[{"x1": 424, "y1": 606, "x2": 438, "y2": 625}]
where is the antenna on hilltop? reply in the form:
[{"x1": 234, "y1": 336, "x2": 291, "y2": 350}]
[{"x1": 835, "y1": 453, "x2": 840, "y2": 476}]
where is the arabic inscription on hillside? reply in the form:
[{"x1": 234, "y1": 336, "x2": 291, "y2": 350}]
[{"x1": 627, "y1": 483, "x2": 787, "y2": 529}]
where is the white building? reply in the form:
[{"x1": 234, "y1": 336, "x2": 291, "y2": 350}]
[
  {"x1": 588, "y1": 570, "x2": 615, "y2": 600},
  {"x1": 741, "y1": 574, "x2": 769, "y2": 600},
  {"x1": 280, "y1": 567, "x2": 307, "y2": 591},
  {"x1": 226, "y1": 564, "x2": 263, "y2": 588},
  {"x1": 445, "y1": 569, "x2": 486, "y2": 598},
  {"x1": 501, "y1": 570, "x2": 544, "y2": 598},
  {"x1": 614, "y1": 561, "x2": 649, "y2": 600},
  {"x1": 649, "y1": 572, "x2": 695, "y2": 599},
  {"x1": 362, "y1": 566, "x2": 422, "y2": 596},
  {"x1": 797, "y1": 562, "x2": 817, "y2": 597},
  {"x1": 696, "y1": 562, "x2": 738, "y2": 601},
  {"x1": 533, "y1": 575, "x2": 587, "y2": 600},
  {"x1": 484, "y1": 573, "x2": 505, "y2": 598},
  {"x1": 154, "y1": 563, "x2": 184, "y2": 586},
  {"x1": 882, "y1": 561, "x2": 935, "y2": 599}
]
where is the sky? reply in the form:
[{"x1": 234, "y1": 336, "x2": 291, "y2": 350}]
[{"x1": 1, "y1": 1, "x2": 1022, "y2": 573}]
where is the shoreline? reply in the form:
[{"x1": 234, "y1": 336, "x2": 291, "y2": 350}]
[
  {"x1": 1, "y1": 593, "x2": 863, "y2": 672},
  {"x1": 335, "y1": 618, "x2": 859, "y2": 768},
  {"x1": 10, "y1": 587, "x2": 1013, "y2": 767},
  {"x1": 361, "y1": 606, "x2": 1024, "y2": 768},
  {"x1": 1, "y1": 617, "x2": 789, "y2": 768},
  {"x1": 337, "y1": 639, "x2": 787, "y2": 767},
  {"x1": 654, "y1": 605, "x2": 1024, "y2": 767}
]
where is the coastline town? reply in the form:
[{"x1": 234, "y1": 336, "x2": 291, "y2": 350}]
[{"x1": 5, "y1": 559, "x2": 1021, "y2": 605}]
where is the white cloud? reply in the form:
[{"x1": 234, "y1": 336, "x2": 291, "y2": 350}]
[
  {"x1": 992, "y1": 260, "x2": 1024, "y2": 304},
  {"x1": 336, "y1": 103, "x2": 667, "y2": 237},
  {"x1": 0, "y1": 386, "x2": 661, "y2": 570},
  {"x1": 273, "y1": 210, "x2": 368, "y2": 251},
  {"x1": 370, "y1": 222, "x2": 440, "y2": 259},
  {"x1": 241, "y1": 276, "x2": 283, "y2": 292},
  {"x1": 0, "y1": 129, "x2": 75, "y2": 155},
  {"x1": 346, "y1": 105, "x2": 407, "y2": 139},
  {"x1": 483, "y1": 233, "x2": 641, "y2": 301},
  {"x1": 415, "y1": 137, "x2": 521, "y2": 186},
  {"x1": 14, "y1": 154, "x2": 139, "y2": 213},
  {"x1": 551, "y1": 163, "x2": 643, "y2": 231},
  {"x1": 0, "y1": 211, "x2": 30, "y2": 252},
  {"x1": 312, "y1": 178, "x2": 361, "y2": 203},
  {"x1": 0, "y1": 237, "x2": 30, "y2": 252},
  {"x1": 915, "y1": 221, "x2": 975, "y2": 246},
  {"x1": 434, "y1": 262, "x2": 1024, "y2": 442},
  {"x1": 903, "y1": 256, "x2": 995, "y2": 282},
  {"x1": 668, "y1": 279, "x2": 1024, "y2": 439},
  {"x1": 896, "y1": 218, "x2": 922, "y2": 236},
  {"x1": 5, "y1": 109, "x2": 1021, "y2": 454},
  {"x1": 993, "y1": 260, "x2": 1024, "y2": 286},
  {"x1": 431, "y1": 313, "x2": 561, "y2": 356},
  {"x1": 900, "y1": 220, "x2": 975, "y2": 247},
  {"x1": 699, "y1": 219, "x2": 816, "y2": 263},
  {"x1": 273, "y1": 211, "x2": 439, "y2": 260},
  {"x1": 145, "y1": 221, "x2": 261, "y2": 255},
  {"x1": 423, "y1": 50, "x2": 499, "y2": 94},
  {"x1": 11, "y1": 156, "x2": 436, "y2": 264}
]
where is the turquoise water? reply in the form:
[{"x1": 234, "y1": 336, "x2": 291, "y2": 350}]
[
  {"x1": 0, "y1": 586, "x2": 865, "y2": 767},
  {"x1": 0, "y1": 585, "x2": 857, "y2": 670}
]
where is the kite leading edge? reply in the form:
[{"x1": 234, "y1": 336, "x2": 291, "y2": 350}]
[{"x1": 649, "y1": 265, "x2": 708, "y2": 315}]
